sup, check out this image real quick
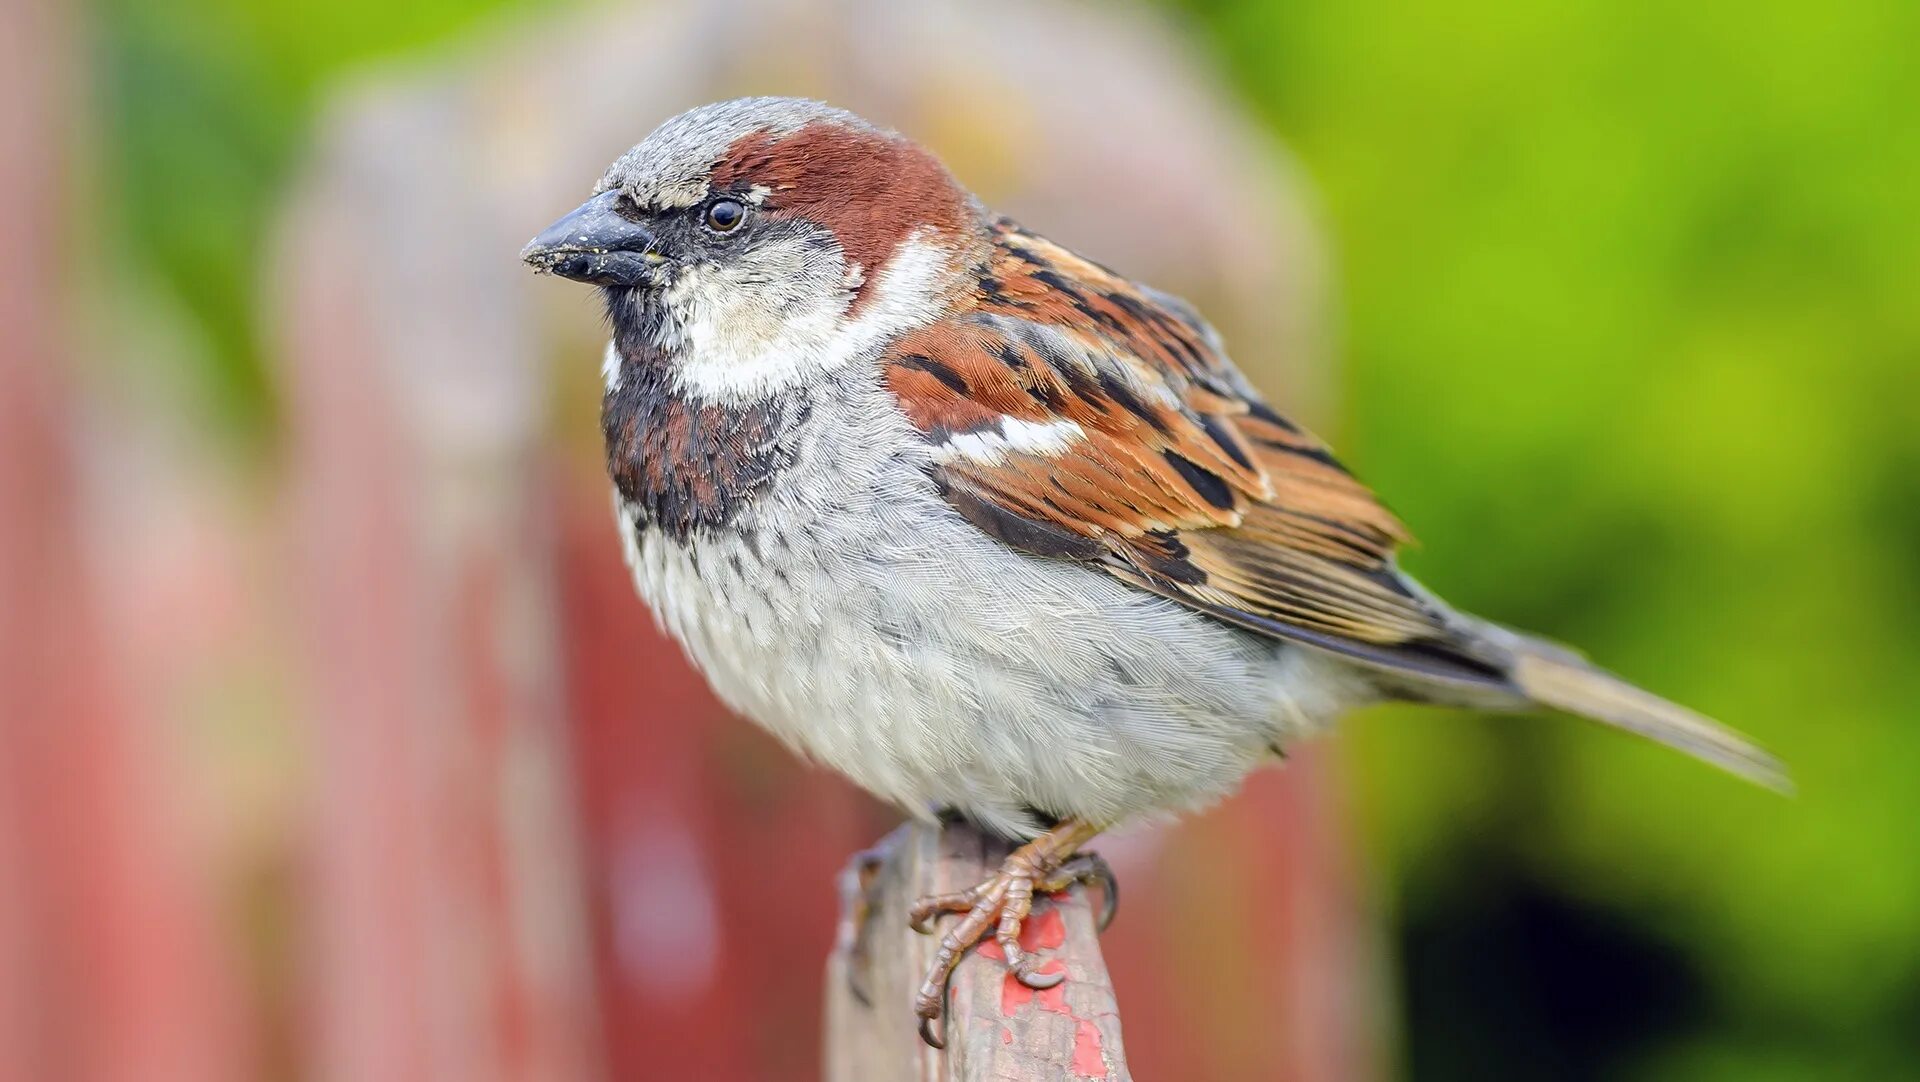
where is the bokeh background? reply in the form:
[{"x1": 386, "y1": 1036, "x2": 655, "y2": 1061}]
[{"x1": 4, "y1": 0, "x2": 1916, "y2": 1079}]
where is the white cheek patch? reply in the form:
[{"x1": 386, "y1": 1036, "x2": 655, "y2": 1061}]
[
  {"x1": 665, "y1": 231, "x2": 954, "y2": 404},
  {"x1": 933, "y1": 418, "x2": 1087, "y2": 465}
]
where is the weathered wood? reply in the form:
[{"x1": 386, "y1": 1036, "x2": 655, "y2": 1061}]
[{"x1": 826, "y1": 822, "x2": 1128, "y2": 1082}]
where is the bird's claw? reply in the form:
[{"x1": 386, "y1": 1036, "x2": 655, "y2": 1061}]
[
  {"x1": 918, "y1": 1013, "x2": 946, "y2": 1050},
  {"x1": 1042, "y1": 852, "x2": 1118, "y2": 933},
  {"x1": 908, "y1": 835, "x2": 1115, "y2": 1048},
  {"x1": 1011, "y1": 959, "x2": 1065, "y2": 990}
]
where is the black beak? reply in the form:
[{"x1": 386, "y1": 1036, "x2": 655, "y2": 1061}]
[{"x1": 520, "y1": 190, "x2": 661, "y2": 287}]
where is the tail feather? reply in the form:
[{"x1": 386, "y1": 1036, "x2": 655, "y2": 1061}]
[{"x1": 1506, "y1": 644, "x2": 1791, "y2": 793}]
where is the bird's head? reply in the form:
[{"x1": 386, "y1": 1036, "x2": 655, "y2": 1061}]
[{"x1": 523, "y1": 97, "x2": 986, "y2": 400}]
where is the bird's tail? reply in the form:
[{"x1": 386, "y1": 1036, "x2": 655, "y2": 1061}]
[{"x1": 1501, "y1": 635, "x2": 1790, "y2": 793}]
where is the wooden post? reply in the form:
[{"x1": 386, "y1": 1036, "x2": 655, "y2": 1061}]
[{"x1": 826, "y1": 822, "x2": 1128, "y2": 1082}]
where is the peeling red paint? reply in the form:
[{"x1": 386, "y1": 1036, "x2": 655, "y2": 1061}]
[
  {"x1": 1073, "y1": 1018, "x2": 1107, "y2": 1078},
  {"x1": 974, "y1": 901, "x2": 1108, "y2": 1071},
  {"x1": 1021, "y1": 906, "x2": 1067, "y2": 951}
]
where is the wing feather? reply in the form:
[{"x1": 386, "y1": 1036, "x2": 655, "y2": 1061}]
[{"x1": 885, "y1": 218, "x2": 1507, "y2": 688}]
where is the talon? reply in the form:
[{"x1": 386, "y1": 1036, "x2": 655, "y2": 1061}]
[
  {"x1": 1096, "y1": 868, "x2": 1118, "y2": 932},
  {"x1": 914, "y1": 974, "x2": 951, "y2": 1050},
  {"x1": 1014, "y1": 961, "x2": 1065, "y2": 990},
  {"x1": 919, "y1": 1014, "x2": 946, "y2": 1050},
  {"x1": 1080, "y1": 853, "x2": 1120, "y2": 932},
  {"x1": 1040, "y1": 852, "x2": 1119, "y2": 933}
]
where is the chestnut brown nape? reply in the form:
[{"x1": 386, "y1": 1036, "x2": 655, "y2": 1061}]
[{"x1": 709, "y1": 120, "x2": 980, "y2": 285}]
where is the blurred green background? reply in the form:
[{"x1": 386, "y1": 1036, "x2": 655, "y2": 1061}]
[{"x1": 92, "y1": 0, "x2": 1920, "y2": 1078}]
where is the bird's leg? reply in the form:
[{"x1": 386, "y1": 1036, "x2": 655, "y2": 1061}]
[
  {"x1": 909, "y1": 817, "x2": 1109, "y2": 1048},
  {"x1": 835, "y1": 822, "x2": 914, "y2": 1006}
]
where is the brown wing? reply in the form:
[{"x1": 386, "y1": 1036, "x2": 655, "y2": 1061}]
[{"x1": 884, "y1": 219, "x2": 1510, "y2": 689}]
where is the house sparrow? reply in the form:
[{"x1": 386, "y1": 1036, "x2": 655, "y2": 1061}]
[{"x1": 522, "y1": 96, "x2": 1786, "y2": 1046}]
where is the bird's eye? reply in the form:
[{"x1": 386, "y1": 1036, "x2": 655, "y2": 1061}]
[{"x1": 703, "y1": 198, "x2": 745, "y2": 233}]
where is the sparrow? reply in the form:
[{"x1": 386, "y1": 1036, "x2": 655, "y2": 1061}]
[{"x1": 521, "y1": 96, "x2": 1787, "y2": 1046}]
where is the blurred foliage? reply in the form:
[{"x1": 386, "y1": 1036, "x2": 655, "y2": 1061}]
[
  {"x1": 91, "y1": 0, "x2": 1919, "y2": 1078},
  {"x1": 91, "y1": 0, "x2": 551, "y2": 438},
  {"x1": 1164, "y1": 0, "x2": 1920, "y2": 1077}
]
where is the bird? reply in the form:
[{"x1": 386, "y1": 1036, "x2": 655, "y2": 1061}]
[{"x1": 521, "y1": 96, "x2": 1786, "y2": 1045}]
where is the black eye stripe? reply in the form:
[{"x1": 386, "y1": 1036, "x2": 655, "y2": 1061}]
[{"x1": 704, "y1": 198, "x2": 745, "y2": 233}]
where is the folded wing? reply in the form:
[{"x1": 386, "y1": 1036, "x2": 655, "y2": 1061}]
[
  {"x1": 881, "y1": 219, "x2": 1788, "y2": 790},
  {"x1": 884, "y1": 219, "x2": 1507, "y2": 689}
]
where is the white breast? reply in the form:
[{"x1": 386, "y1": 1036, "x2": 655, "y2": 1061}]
[{"x1": 616, "y1": 364, "x2": 1355, "y2": 837}]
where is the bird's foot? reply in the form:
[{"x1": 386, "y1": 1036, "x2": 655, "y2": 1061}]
[{"x1": 908, "y1": 818, "x2": 1112, "y2": 1049}]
